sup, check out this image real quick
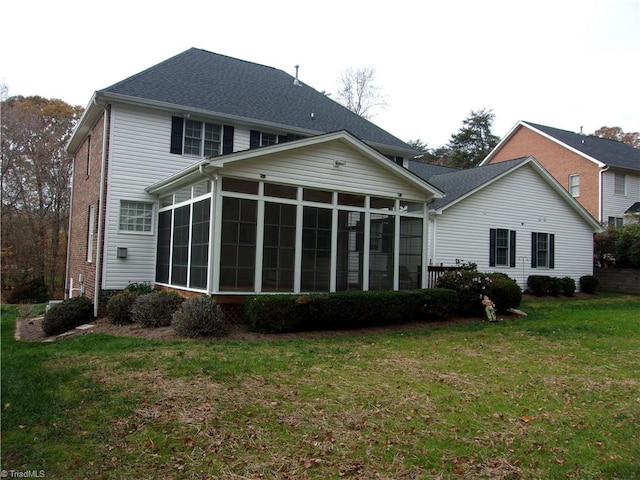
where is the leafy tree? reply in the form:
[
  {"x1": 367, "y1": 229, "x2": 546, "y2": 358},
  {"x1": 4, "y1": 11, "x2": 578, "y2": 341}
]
[
  {"x1": 445, "y1": 109, "x2": 500, "y2": 169},
  {"x1": 1, "y1": 95, "x2": 83, "y2": 298},
  {"x1": 592, "y1": 126, "x2": 640, "y2": 148},
  {"x1": 336, "y1": 67, "x2": 387, "y2": 119}
]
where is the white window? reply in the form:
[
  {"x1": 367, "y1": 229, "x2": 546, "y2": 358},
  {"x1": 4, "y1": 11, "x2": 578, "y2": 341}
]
[
  {"x1": 614, "y1": 173, "x2": 627, "y2": 195},
  {"x1": 119, "y1": 200, "x2": 153, "y2": 233},
  {"x1": 568, "y1": 174, "x2": 580, "y2": 197},
  {"x1": 87, "y1": 204, "x2": 96, "y2": 262},
  {"x1": 184, "y1": 119, "x2": 221, "y2": 157},
  {"x1": 608, "y1": 217, "x2": 623, "y2": 229},
  {"x1": 261, "y1": 132, "x2": 278, "y2": 146}
]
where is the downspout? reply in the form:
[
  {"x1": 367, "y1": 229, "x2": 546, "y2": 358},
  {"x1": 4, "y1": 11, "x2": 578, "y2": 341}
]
[
  {"x1": 598, "y1": 165, "x2": 609, "y2": 224},
  {"x1": 64, "y1": 160, "x2": 75, "y2": 299},
  {"x1": 94, "y1": 102, "x2": 109, "y2": 317}
]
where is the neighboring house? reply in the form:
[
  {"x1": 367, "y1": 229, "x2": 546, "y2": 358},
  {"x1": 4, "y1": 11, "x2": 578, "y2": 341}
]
[
  {"x1": 480, "y1": 121, "x2": 640, "y2": 227},
  {"x1": 65, "y1": 48, "x2": 442, "y2": 315},
  {"x1": 409, "y1": 157, "x2": 603, "y2": 289}
]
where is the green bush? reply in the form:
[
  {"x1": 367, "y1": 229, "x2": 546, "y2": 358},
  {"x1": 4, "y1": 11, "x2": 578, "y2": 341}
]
[
  {"x1": 488, "y1": 275, "x2": 522, "y2": 311},
  {"x1": 580, "y1": 275, "x2": 599, "y2": 294},
  {"x1": 41, "y1": 296, "x2": 93, "y2": 336},
  {"x1": 172, "y1": 296, "x2": 226, "y2": 338},
  {"x1": 614, "y1": 223, "x2": 640, "y2": 268},
  {"x1": 548, "y1": 277, "x2": 562, "y2": 297},
  {"x1": 436, "y1": 270, "x2": 494, "y2": 316},
  {"x1": 527, "y1": 275, "x2": 551, "y2": 297},
  {"x1": 131, "y1": 291, "x2": 182, "y2": 327},
  {"x1": 560, "y1": 277, "x2": 576, "y2": 297},
  {"x1": 245, "y1": 289, "x2": 458, "y2": 334},
  {"x1": 106, "y1": 292, "x2": 139, "y2": 325},
  {"x1": 6, "y1": 275, "x2": 49, "y2": 304},
  {"x1": 123, "y1": 282, "x2": 155, "y2": 295}
]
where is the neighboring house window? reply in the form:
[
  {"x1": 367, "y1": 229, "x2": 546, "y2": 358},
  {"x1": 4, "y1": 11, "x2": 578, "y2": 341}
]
[
  {"x1": 489, "y1": 229, "x2": 516, "y2": 267},
  {"x1": 608, "y1": 217, "x2": 624, "y2": 229},
  {"x1": 531, "y1": 232, "x2": 555, "y2": 269},
  {"x1": 568, "y1": 174, "x2": 580, "y2": 197},
  {"x1": 119, "y1": 200, "x2": 153, "y2": 233},
  {"x1": 87, "y1": 204, "x2": 96, "y2": 262},
  {"x1": 614, "y1": 173, "x2": 627, "y2": 195}
]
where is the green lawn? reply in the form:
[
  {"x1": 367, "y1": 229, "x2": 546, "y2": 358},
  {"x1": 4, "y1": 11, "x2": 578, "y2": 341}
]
[{"x1": 2, "y1": 293, "x2": 639, "y2": 479}]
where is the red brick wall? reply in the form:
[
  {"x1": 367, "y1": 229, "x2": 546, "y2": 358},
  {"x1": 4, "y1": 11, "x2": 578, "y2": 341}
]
[
  {"x1": 487, "y1": 127, "x2": 601, "y2": 219},
  {"x1": 67, "y1": 108, "x2": 110, "y2": 316}
]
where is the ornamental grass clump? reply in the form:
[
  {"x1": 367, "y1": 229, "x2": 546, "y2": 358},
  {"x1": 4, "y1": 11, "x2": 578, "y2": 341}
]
[{"x1": 172, "y1": 296, "x2": 226, "y2": 338}]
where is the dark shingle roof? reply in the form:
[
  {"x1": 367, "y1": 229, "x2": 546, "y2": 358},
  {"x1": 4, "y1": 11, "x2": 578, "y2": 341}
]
[
  {"x1": 524, "y1": 121, "x2": 640, "y2": 172},
  {"x1": 100, "y1": 48, "x2": 414, "y2": 154},
  {"x1": 409, "y1": 157, "x2": 529, "y2": 210}
]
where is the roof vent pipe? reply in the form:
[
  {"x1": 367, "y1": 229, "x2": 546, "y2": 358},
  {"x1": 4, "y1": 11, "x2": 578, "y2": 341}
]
[{"x1": 293, "y1": 65, "x2": 301, "y2": 86}]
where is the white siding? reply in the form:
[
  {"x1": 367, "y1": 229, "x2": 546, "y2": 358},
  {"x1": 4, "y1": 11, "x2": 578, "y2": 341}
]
[
  {"x1": 218, "y1": 142, "x2": 428, "y2": 201},
  {"x1": 602, "y1": 170, "x2": 640, "y2": 224},
  {"x1": 103, "y1": 104, "x2": 206, "y2": 289},
  {"x1": 431, "y1": 165, "x2": 596, "y2": 288},
  {"x1": 103, "y1": 106, "x2": 431, "y2": 290}
]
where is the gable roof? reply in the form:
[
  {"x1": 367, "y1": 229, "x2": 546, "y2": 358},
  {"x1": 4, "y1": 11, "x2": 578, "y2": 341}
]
[
  {"x1": 81, "y1": 48, "x2": 415, "y2": 156},
  {"x1": 410, "y1": 158, "x2": 528, "y2": 211},
  {"x1": 147, "y1": 130, "x2": 443, "y2": 198},
  {"x1": 409, "y1": 156, "x2": 602, "y2": 231},
  {"x1": 482, "y1": 120, "x2": 640, "y2": 171}
]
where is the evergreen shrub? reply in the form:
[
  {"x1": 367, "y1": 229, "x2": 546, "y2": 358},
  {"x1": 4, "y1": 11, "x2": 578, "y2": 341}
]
[{"x1": 42, "y1": 296, "x2": 93, "y2": 336}]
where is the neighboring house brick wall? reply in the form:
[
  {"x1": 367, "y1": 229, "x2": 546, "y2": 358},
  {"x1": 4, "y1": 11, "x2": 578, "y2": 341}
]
[
  {"x1": 67, "y1": 110, "x2": 108, "y2": 315},
  {"x1": 487, "y1": 127, "x2": 601, "y2": 220}
]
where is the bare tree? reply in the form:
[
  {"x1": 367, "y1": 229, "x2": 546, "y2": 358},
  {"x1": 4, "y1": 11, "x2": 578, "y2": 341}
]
[
  {"x1": 1, "y1": 95, "x2": 82, "y2": 299},
  {"x1": 336, "y1": 67, "x2": 388, "y2": 119}
]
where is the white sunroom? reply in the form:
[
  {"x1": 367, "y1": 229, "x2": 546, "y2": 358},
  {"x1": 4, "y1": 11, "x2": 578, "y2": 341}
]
[{"x1": 146, "y1": 131, "x2": 443, "y2": 298}]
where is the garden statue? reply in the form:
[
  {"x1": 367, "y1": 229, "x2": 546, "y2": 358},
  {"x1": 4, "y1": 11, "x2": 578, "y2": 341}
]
[{"x1": 482, "y1": 295, "x2": 497, "y2": 322}]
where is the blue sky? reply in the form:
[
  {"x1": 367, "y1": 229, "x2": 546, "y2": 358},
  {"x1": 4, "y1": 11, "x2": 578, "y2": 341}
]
[{"x1": 2, "y1": 0, "x2": 638, "y2": 147}]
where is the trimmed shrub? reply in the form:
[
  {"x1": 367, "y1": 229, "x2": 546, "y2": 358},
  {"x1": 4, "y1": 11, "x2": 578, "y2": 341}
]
[
  {"x1": 548, "y1": 277, "x2": 562, "y2": 297},
  {"x1": 106, "y1": 292, "x2": 139, "y2": 325},
  {"x1": 488, "y1": 275, "x2": 522, "y2": 312},
  {"x1": 560, "y1": 277, "x2": 576, "y2": 297},
  {"x1": 42, "y1": 296, "x2": 94, "y2": 336},
  {"x1": 527, "y1": 275, "x2": 551, "y2": 297},
  {"x1": 436, "y1": 270, "x2": 494, "y2": 316},
  {"x1": 131, "y1": 291, "x2": 182, "y2": 327},
  {"x1": 580, "y1": 275, "x2": 599, "y2": 294},
  {"x1": 124, "y1": 282, "x2": 155, "y2": 295},
  {"x1": 172, "y1": 296, "x2": 226, "y2": 338},
  {"x1": 245, "y1": 289, "x2": 458, "y2": 334}
]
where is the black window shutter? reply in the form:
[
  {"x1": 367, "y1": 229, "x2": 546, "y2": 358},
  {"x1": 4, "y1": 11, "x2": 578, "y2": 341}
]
[
  {"x1": 395, "y1": 156, "x2": 403, "y2": 166},
  {"x1": 170, "y1": 116, "x2": 184, "y2": 154},
  {"x1": 549, "y1": 234, "x2": 555, "y2": 269},
  {"x1": 489, "y1": 229, "x2": 496, "y2": 267},
  {"x1": 223, "y1": 125, "x2": 234, "y2": 154},
  {"x1": 509, "y1": 230, "x2": 517, "y2": 267},
  {"x1": 250, "y1": 130, "x2": 260, "y2": 149},
  {"x1": 531, "y1": 232, "x2": 537, "y2": 268}
]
